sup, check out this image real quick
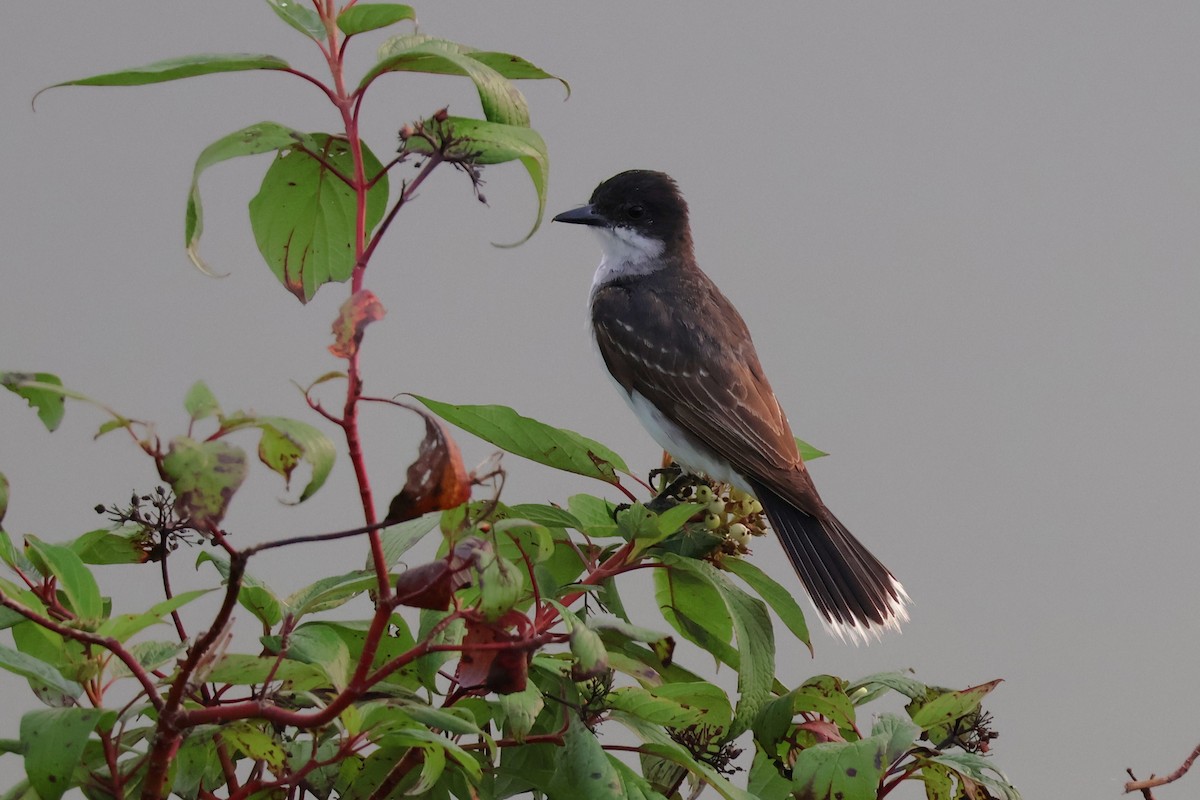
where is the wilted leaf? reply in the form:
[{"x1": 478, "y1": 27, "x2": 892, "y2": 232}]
[
  {"x1": 454, "y1": 617, "x2": 528, "y2": 695},
  {"x1": 329, "y1": 289, "x2": 386, "y2": 359},
  {"x1": 392, "y1": 559, "x2": 454, "y2": 611},
  {"x1": 385, "y1": 405, "x2": 472, "y2": 523},
  {"x1": 0, "y1": 472, "x2": 8, "y2": 528},
  {"x1": 162, "y1": 437, "x2": 247, "y2": 528},
  {"x1": 909, "y1": 680, "x2": 1002, "y2": 742}
]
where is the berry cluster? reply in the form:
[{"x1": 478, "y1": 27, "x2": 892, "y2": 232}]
[{"x1": 692, "y1": 483, "x2": 769, "y2": 553}]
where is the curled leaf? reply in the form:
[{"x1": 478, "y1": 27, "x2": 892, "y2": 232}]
[
  {"x1": 384, "y1": 406, "x2": 471, "y2": 524},
  {"x1": 454, "y1": 617, "x2": 528, "y2": 696},
  {"x1": 329, "y1": 290, "x2": 387, "y2": 359}
]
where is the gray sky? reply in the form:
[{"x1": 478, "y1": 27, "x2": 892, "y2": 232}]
[{"x1": 4, "y1": 3, "x2": 1200, "y2": 797}]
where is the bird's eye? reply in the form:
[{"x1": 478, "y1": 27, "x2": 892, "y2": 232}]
[{"x1": 626, "y1": 204, "x2": 645, "y2": 219}]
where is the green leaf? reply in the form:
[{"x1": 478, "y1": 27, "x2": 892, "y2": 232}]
[
  {"x1": 928, "y1": 751, "x2": 1021, "y2": 800},
  {"x1": 20, "y1": 708, "x2": 106, "y2": 800},
  {"x1": 252, "y1": 416, "x2": 336, "y2": 502},
  {"x1": 40, "y1": 53, "x2": 289, "y2": 98},
  {"x1": 654, "y1": 554, "x2": 772, "y2": 738},
  {"x1": 204, "y1": 653, "x2": 327, "y2": 690},
  {"x1": 505, "y1": 503, "x2": 583, "y2": 531},
  {"x1": 248, "y1": 135, "x2": 388, "y2": 303},
  {"x1": 919, "y1": 760, "x2": 955, "y2": 800},
  {"x1": 493, "y1": 518, "x2": 554, "y2": 564},
  {"x1": 196, "y1": 552, "x2": 282, "y2": 627},
  {"x1": 550, "y1": 714, "x2": 623, "y2": 799},
  {"x1": 791, "y1": 715, "x2": 919, "y2": 800},
  {"x1": 367, "y1": 35, "x2": 529, "y2": 125},
  {"x1": 566, "y1": 494, "x2": 620, "y2": 536},
  {"x1": 1, "y1": 372, "x2": 65, "y2": 432},
  {"x1": 283, "y1": 570, "x2": 377, "y2": 618},
  {"x1": 185, "y1": 121, "x2": 312, "y2": 275},
  {"x1": 373, "y1": 511, "x2": 440, "y2": 571},
  {"x1": 414, "y1": 397, "x2": 627, "y2": 484},
  {"x1": 611, "y1": 712, "x2": 757, "y2": 800},
  {"x1": 587, "y1": 616, "x2": 673, "y2": 665},
  {"x1": 476, "y1": 551, "x2": 523, "y2": 621},
  {"x1": 909, "y1": 680, "x2": 1002, "y2": 732},
  {"x1": 265, "y1": 0, "x2": 325, "y2": 39},
  {"x1": 338, "y1": 3, "x2": 416, "y2": 35},
  {"x1": 0, "y1": 645, "x2": 81, "y2": 700},
  {"x1": 723, "y1": 557, "x2": 811, "y2": 653},
  {"x1": 403, "y1": 115, "x2": 550, "y2": 245},
  {"x1": 24, "y1": 537, "x2": 102, "y2": 623},
  {"x1": 495, "y1": 682, "x2": 543, "y2": 743},
  {"x1": 749, "y1": 746, "x2": 795, "y2": 799},
  {"x1": 162, "y1": 437, "x2": 248, "y2": 528},
  {"x1": 652, "y1": 554, "x2": 733, "y2": 659},
  {"x1": 71, "y1": 527, "x2": 148, "y2": 566},
  {"x1": 795, "y1": 436, "x2": 828, "y2": 461},
  {"x1": 184, "y1": 381, "x2": 221, "y2": 422},
  {"x1": 648, "y1": 682, "x2": 732, "y2": 730},
  {"x1": 606, "y1": 686, "x2": 705, "y2": 729},
  {"x1": 220, "y1": 721, "x2": 286, "y2": 769},
  {"x1": 286, "y1": 624, "x2": 351, "y2": 690},
  {"x1": 848, "y1": 670, "x2": 927, "y2": 706},
  {"x1": 108, "y1": 640, "x2": 185, "y2": 678},
  {"x1": 98, "y1": 588, "x2": 212, "y2": 642}
]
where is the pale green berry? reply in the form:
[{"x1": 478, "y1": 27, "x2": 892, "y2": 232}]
[
  {"x1": 694, "y1": 485, "x2": 714, "y2": 504},
  {"x1": 707, "y1": 498, "x2": 726, "y2": 515},
  {"x1": 728, "y1": 523, "x2": 750, "y2": 547},
  {"x1": 704, "y1": 512, "x2": 724, "y2": 530}
]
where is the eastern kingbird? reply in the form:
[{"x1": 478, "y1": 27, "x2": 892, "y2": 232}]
[{"x1": 553, "y1": 170, "x2": 909, "y2": 643}]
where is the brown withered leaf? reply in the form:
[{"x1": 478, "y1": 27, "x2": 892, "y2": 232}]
[
  {"x1": 385, "y1": 405, "x2": 471, "y2": 524},
  {"x1": 329, "y1": 289, "x2": 386, "y2": 359},
  {"x1": 454, "y1": 617, "x2": 529, "y2": 696},
  {"x1": 392, "y1": 559, "x2": 454, "y2": 611}
]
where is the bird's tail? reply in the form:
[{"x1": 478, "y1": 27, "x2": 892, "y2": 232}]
[{"x1": 747, "y1": 479, "x2": 910, "y2": 644}]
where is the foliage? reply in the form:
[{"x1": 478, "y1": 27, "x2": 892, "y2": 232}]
[{"x1": 1, "y1": 3, "x2": 1020, "y2": 799}]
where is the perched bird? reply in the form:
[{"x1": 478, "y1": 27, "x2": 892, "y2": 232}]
[{"x1": 553, "y1": 170, "x2": 909, "y2": 643}]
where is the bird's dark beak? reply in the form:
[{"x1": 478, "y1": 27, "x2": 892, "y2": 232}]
[{"x1": 552, "y1": 204, "x2": 608, "y2": 227}]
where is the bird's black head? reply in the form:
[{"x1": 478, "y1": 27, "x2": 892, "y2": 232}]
[{"x1": 554, "y1": 170, "x2": 692, "y2": 251}]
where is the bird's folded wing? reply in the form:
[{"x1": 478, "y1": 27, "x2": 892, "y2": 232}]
[{"x1": 592, "y1": 276, "x2": 811, "y2": 494}]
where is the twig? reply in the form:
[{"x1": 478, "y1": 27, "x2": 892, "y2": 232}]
[{"x1": 1126, "y1": 742, "x2": 1200, "y2": 795}]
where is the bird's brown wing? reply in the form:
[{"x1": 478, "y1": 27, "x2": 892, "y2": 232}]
[{"x1": 591, "y1": 270, "x2": 823, "y2": 512}]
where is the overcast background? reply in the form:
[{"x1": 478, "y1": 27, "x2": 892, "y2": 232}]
[{"x1": 4, "y1": 3, "x2": 1200, "y2": 798}]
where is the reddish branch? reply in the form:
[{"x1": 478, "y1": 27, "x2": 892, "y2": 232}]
[
  {"x1": 0, "y1": 591, "x2": 163, "y2": 711},
  {"x1": 1126, "y1": 743, "x2": 1200, "y2": 797}
]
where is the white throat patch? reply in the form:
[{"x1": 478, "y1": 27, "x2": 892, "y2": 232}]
[{"x1": 589, "y1": 226, "x2": 666, "y2": 292}]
